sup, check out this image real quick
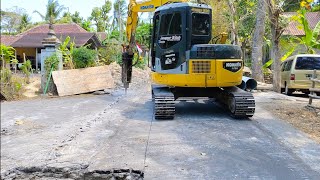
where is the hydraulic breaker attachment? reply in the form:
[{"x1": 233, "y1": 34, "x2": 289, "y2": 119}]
[{"x1": 121, "y1": 52, "x2": 134, "y2": 90}]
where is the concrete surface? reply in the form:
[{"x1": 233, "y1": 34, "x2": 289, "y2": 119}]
[{"x1": 1, "y1": 86, "x2": 320, "y2": 179}]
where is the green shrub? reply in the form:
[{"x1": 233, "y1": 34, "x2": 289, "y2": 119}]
[
  {"x1": 98, "y1": 43, "x2": 122, "y2": 65},
  {"x1": 44, "y1": 53, "x2": 60, "y2": 78},
  {"x1": 133, "y1": 54, "x2": 147, "y2": 69},
  {"x1": 72, "y1": 47, "x2": 97, "y2": 69},
  {"x1": 20, "y1": 60, "x2": 32, "y2": 83},
  {"x1": 0, "y1": 68, "x2": 24, "y2": 101}
]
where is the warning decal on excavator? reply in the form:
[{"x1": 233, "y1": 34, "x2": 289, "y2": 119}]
[
  {"x1": 223, "y1": 62, "x2": 242, "y2": 72},
  {"x1": 158, "y1": 35, "x2": 182, "y2": 44},
  {"x1": 161, "y1": 52, "x2": 179, "y2": 70}
]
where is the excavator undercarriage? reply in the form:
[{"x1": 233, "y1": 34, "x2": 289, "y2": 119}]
[{"x1": 152, "y1": 85, "x2": 255, "y2": 119}]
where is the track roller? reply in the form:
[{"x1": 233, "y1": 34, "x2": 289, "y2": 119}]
[{"x1": 218, "y1": 86, "x2": 255, "y2": 118}]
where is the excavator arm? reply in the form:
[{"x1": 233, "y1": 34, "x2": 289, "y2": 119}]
[{"x1": 122, "y1": 0, "x2": 188, "y2": 89}]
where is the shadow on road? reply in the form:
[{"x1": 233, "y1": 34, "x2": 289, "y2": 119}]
[{"x1": 120, "y1": 98, "x2": 251, "y2": 122}]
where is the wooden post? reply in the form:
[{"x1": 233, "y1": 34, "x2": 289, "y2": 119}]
[
  {"x1": 308, "y1": 69, "x2": 316, "y2": 106},
  {"x1": 23, "y1": 53, "x2": 26, "y2": 63},
  {"x1": 35, "y1": 48, "x2": 38, "y2": 72}
]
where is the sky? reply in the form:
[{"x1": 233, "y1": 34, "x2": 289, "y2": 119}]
[{"x1": 1, "y1": 0, "x2": 117, "y2": 23}]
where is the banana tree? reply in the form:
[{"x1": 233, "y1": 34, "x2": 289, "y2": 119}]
[
  {"x1": 1, "y1": 44, "x2": 16, "y2": 69},
  {"x1": 293, "y1": 7, "x2": 320, "y2": 54},
  {"x1": 263, "y1": 6, "x2": 320, "y2": 69},
  {"x1": 58, "y1": 36, "x2": 75, "y2": 69}
]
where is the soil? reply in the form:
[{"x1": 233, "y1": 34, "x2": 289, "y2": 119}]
[
  {"x1": 255, "y1": 91, "x2": 320, "y2": 143},
  {"x1": 22, "y1": 74, "x2": 42, "y2": 98},
  {"x1": 109, "y1": 62, "x2": 151, "y2": 89}
]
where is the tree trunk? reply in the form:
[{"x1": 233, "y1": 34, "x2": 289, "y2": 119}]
[
  {"x1": 251, "y1": 0, "x2": 266, "y2": 82},
  {"x1": 242, "y1": 41, "x2": 247, "y2": 63},
  {"x1": 267, "y1": 0, "x2": 283, "y2": 93},
  {"x1": 227, "y1": 0, "x2": 239, "y2": 45},
  {"x1": 271, "y1": 32, "x2": 281, "y2": 92},
  {"x1": 270, "y1": 22, "x2": 282, "y2": 93}
]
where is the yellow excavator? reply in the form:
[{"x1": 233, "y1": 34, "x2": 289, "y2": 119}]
[{"x1": 122, "y1": 0, "x2": 255, "y2": 119}]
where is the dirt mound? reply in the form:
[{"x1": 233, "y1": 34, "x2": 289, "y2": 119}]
[
  {"x1": 109, "y1": 62, "x2": 151, "y2": 89},
  {"x1": 22, "y1": 75, "x2": 41, "y2": 98}
]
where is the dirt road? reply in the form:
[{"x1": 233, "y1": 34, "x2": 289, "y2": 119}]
[{"x1": 1, "y1": 84, "x2": 320, "y2": 179}]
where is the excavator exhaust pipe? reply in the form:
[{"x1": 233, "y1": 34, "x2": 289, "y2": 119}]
[{"x1": 241, "y1": 76, "x2": 257, "y2": 91}]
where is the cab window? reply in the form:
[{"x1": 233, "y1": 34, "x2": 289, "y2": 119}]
[
  {"x1": 192, "y1": 13, "x2": 210, "y2": 35},
  {"x1": 158, "y1": 12, "x2": 182, "y2": 49},
  {"x1": 281, "y1": 62, "x2": 287, "y2": 71},
  {"x1": 295, "y1": 57, "x2": 320, "y2": 70},
  {"x1": 284, "y1": 60, "x2": 293, "y2": 71},
  {"x1": 159, "y1": 13, "x2": 182, "y2": 35}
]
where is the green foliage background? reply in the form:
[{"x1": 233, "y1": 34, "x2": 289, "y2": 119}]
[{"x1": 72, "y1": 47, "x2": 97, "y2": 69}]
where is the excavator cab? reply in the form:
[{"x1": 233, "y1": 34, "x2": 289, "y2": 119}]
[{"x1": 151, "y1": 3, "x2": 212, "y2": 72}]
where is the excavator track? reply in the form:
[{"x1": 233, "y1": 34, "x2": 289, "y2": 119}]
[
  {"x1": 218, "y1": 86, "x2": 255, "y2": 118},
  {"x1": 152, "y1": 85, "x2": 175, "y2": 119}
]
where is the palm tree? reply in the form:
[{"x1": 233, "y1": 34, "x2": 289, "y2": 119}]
[
  {"x1": 33, "y1": 0, "x2": 65, "y2": 24},
  {"x1": 18, "y1": 13, "x2": 32, "y2": 33}
]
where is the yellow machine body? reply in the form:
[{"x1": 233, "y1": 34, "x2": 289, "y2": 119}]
[{"x1": 152, "y1": 59, "x2": 243, "y2": 88}]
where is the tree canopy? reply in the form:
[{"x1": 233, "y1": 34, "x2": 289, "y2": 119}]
[
  {"x1": 1, "y1": 7, "x2": 27, "y2": 34},
  {"x1": 33, "y1": 0, "x2": 65, "y2": 24}
]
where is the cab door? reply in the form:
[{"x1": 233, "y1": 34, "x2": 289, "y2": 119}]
[
  {"x1": 154, "y1": 9, "x2": 187, "y2": 73},
  {"x1": 282, "y1": 59, "x2": 293, "y2": 87},
  {"x1": 281, "y1": 61, "x2": 287, "y2": 88}
]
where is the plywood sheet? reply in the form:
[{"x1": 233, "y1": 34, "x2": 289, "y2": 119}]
[{"x1": 52, "y1": 66, "x2": 115, "y2": 96}]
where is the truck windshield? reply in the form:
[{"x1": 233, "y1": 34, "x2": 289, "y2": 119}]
[
  {"x1": 295, "y1": 57, "x2": 320, "y2": 70},
  {"x1": 192, "y1": 13, "x2": 210, "y2": 36}
]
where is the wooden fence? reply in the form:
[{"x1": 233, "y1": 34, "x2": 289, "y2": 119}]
[{"x1": 308, "y1": 69, "x2": 320, "y2": 108}]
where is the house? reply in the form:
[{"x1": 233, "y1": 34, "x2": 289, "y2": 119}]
[
  {"x1": 280, "y1": 11, "x2": 320, "y2": 56},
  {"x1": 283, "y1": 12, "x2": 320, "y2": 36},
  {"x1": 1, "y1": 23, "x2": 102, "y2": 71}
]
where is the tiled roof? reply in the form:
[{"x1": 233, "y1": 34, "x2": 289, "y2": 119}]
[
  {"x1": 283, "y1": 12, "x2": 320, "y2": 36},
  {"x1": 11, "y1": 33, "x2": 101, "y2": 48},
  {"x1": 1, "y1": 35, "x2": 21, "y2": 46},
  {"x1": 1, "y1": 23, "x2": 102, "y2": 48},
  {"x1": 21, "y1": 23, "x2": 88, "y2": 35},
  {"x1": 96, "y1": 32, "x2": 107, "y2": 41}
]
